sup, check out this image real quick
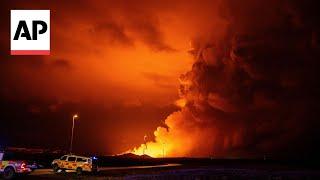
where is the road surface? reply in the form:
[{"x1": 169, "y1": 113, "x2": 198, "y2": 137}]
[
  {"x1": 13, "y1": 163, "x2": 320, "y2": 179},
  {"x1": 30, "y1": 163, "x2": 181, "y2": 176}
]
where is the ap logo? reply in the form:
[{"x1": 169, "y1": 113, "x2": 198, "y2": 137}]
[{"x1": 11, "y1": 10, "x2": 50, "y2": 55}]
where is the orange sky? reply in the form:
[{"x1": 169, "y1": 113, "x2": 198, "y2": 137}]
[
  {"x1": 0, "y1": 0, "x2": 228, "y2": 154},
  {"x1": 6, "y1": 0, "x2": 227, "y2": 106},
  {"x1": 2, "y1": 0, "x2": 320, "y2": 158}
]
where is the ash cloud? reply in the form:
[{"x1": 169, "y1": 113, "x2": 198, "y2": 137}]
[
  {"x1": 179, "y1": 0, "x2": 320, "y2": 157},
  {"x1": 133, "y1": 0, "x2": 320, "y2": 158}
]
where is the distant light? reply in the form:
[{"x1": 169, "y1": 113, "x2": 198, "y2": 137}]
[
  {"x1": 73, "y1": 114, "x2": 78, "y2": 118},
  {"x1": 92, "y1": 156, "x2": 98, "y2": 160}
]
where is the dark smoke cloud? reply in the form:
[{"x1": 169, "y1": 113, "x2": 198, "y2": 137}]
[
  {"x1": 93, "y1": 22, "x2": 134, "y2": 47},
  {"x1": 177, "y1": 0, "x2": 320, "y2": 158},
  {"x1": 129, "y1": 18, "x2": 175, "y2": 52},
  {"x1": 51, "y1": 59, "x2": 72, "y2": 69}
]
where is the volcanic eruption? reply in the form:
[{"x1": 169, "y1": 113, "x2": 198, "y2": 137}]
[{"x1": 130, "y1": 0, "x2": 320, "y2": 158}]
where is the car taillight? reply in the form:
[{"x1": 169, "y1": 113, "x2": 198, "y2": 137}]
[{"x1": 21, "y1": 162, "x2": 26, "y2": 169}]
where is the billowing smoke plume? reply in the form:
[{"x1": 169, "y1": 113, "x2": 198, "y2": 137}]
[{"x1": 131, "y1": 0, "x2": 320, "y2": 158}]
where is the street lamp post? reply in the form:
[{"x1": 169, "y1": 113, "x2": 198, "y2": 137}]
[
  {"x1": 69, "y1": 114, "x2": 78, "y2": 153},
  {"x1": 143, "y1": 135, "x2": 147, "y2": 155}
]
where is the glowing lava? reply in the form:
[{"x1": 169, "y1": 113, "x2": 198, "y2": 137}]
[{"x1": 130, "y1": 108, "x2": 219, "y2": 157}]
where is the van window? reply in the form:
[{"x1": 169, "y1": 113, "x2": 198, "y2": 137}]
[
  {"x1": 60, "y1": 156, "x2": 67, "y2": 160},
  {"x1": 67, "y1": 157, "x2": 76, "y2": 162},
  {"x1": 76, "y1": 157, "x2": 87, "y2": 162}
]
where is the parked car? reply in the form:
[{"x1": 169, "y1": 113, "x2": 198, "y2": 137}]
[
  {"x1": 0, "y1": 151, "x2": 32, "y2": 179},
  {"x1": 52, "y1": 154, "x2": 98, "y2": 175}
]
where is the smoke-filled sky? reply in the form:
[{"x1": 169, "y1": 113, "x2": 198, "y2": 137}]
[{"x1": 1, "y1": 0, "x2": 320, "y2": 158}]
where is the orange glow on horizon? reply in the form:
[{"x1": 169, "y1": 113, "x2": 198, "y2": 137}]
[{"x1": 129, "y1": 109, "x2": 215, "y2": 158}]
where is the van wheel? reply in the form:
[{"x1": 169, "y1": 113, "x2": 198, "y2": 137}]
[
  {"x1": 52, "y1": 164, "x2": 59, "y2": 173},
  {"x1": 76, "y1": 167, "x2": 82, "y2": 175},
  {"x1": 3, "y1": 166, "x2": 15, "y2": 179}
]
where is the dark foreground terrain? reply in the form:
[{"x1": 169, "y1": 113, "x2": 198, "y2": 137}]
[
  {"x1": 2, "y1": 150, "x2": 319, "y2": 179},
  {"x1": 16, "y1": 158, "x2": 320, "y2": 179}
]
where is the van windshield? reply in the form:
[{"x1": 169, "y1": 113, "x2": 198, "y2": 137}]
[{"x1": 60, "y1": 156, "x2": 67, "y2": 160}]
